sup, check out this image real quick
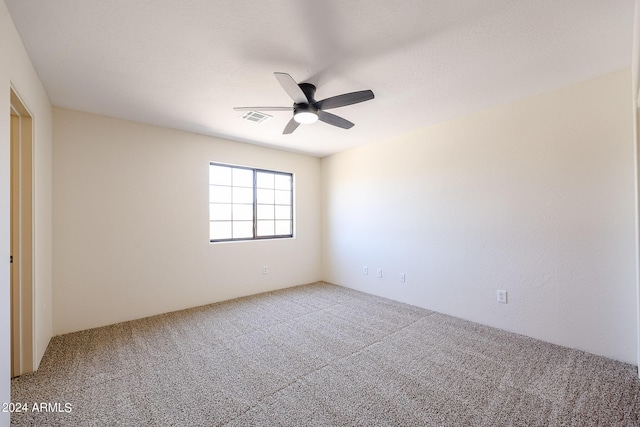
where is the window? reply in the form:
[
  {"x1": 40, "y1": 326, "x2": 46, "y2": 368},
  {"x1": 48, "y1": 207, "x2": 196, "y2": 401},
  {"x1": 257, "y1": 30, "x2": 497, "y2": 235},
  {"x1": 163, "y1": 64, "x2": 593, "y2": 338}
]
[{"x1": 209, "y1": 163, "x2": 293, "y2": 242}]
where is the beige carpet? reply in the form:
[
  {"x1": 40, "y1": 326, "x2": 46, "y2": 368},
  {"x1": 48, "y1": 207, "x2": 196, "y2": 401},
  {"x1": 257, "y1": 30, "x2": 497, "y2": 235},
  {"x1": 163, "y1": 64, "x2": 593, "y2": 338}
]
[{"x1": 10, "y1": 282, "x2": 640, "y2": 426}]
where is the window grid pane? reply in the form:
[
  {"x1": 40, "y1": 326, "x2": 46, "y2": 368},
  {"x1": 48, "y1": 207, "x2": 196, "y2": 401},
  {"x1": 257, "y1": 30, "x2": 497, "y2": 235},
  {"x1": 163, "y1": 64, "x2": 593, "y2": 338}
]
[
  {"x1": 257, "y1": 188, "x2": 274, "y2": 204},
  {"x1": 275, "y1": 220, "x2": 291, "y2": 235},
  {"x1": 210, "y1": 163, "x2": 293, "y2": 242},
  {"x1": 233, "y1": 204, "x2": 253, "y2": 221},
  {"x1": 257, "y1": 204, "x2": 275, "y2": 220},
  {"x1": 209, "y1": 185, "x2": 231, "y2": 203},
  {"x1": 210, "y1": 165, "x2": 232, "y2": 185},
  {"x1": 233, "y1": 221, "x2": 253, "y2": 239},
  {"x1": 210, "y1": 221, "x2": 232, "y2": 240},
  {"x1": 256, "y1": 172, "x2": 274, "y2": 189},
  {"x1": 274, "y1": 174, "x2": 291, "y2": 190},
  {"x1": 275, "y1": 205, "x2": 291, "y2": 220},
  {"x1": 233, "y1": 187, "x2": 253, "y2": 204},
  {"x1": 274, "y1": 190, "x2": 291, "y2": 205},
  {"x1": 232, "y1": 168, "x2": 253, "y2": 187},
  {"x1": 210, "y1": 203, "x2": 232, "y2": 221}
]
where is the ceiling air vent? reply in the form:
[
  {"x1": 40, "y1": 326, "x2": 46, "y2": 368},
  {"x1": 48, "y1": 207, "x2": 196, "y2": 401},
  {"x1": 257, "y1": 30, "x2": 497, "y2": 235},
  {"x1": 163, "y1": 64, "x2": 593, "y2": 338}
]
[{"x1": 240, "y1": 111, "x2": 272, "y2": 124}]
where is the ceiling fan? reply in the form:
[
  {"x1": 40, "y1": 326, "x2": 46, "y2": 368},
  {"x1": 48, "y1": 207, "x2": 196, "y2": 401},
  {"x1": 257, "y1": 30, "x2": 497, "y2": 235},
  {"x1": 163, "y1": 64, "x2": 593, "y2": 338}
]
[{"x1": 234, "y1": 72, "x2": 375, "y2": 134}]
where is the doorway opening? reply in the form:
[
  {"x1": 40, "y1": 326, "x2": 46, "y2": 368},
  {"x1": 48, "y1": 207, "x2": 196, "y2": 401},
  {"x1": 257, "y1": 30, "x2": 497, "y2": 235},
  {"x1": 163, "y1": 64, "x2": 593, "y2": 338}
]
[{"x1": 10, "y1": 87, "x2": 34, "y2": 378}]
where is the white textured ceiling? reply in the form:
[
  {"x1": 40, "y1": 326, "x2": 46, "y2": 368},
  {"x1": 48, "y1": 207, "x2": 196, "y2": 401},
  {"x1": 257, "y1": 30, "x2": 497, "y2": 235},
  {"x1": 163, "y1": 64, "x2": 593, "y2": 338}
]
[{"x1": 4, "y1": 0, "x2": 635, "y2": 157}]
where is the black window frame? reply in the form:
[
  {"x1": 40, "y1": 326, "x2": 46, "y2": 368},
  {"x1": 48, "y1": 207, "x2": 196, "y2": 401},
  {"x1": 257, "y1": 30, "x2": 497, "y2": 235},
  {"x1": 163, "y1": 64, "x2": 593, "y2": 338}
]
[{"x1": 209, "y1": 162, "x2": 294, "y2": 243}]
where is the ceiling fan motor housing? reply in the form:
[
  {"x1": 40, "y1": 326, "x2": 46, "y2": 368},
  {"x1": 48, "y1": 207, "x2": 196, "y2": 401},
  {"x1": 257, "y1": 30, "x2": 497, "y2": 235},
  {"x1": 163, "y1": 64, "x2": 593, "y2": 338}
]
[
  {"x1": 294, "y1": 83, "x2": 318, "y2": 123},
  {"x1": 298, "y1": 83, "x2": 317, "y2": 103}
]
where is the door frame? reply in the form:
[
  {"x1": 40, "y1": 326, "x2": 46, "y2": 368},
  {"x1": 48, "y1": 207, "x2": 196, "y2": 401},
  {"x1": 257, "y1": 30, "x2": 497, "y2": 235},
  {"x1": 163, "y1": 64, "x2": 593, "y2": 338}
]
[{"x1": 10, "y1": 86, "x2": 34, "y2": 378}]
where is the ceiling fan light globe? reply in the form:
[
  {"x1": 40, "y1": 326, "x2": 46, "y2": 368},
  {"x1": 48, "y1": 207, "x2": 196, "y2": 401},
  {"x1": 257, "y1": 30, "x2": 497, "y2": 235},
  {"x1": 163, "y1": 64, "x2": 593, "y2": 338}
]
[{"x1": 294, "y1": 111, "x2": 318, "y2": 124}]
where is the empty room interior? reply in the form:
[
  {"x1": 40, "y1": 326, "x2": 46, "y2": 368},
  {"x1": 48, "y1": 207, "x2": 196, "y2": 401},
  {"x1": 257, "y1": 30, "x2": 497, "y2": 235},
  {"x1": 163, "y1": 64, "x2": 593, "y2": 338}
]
[{"x1": 2, "y1": 0, "x2": 640, "y2": 425}]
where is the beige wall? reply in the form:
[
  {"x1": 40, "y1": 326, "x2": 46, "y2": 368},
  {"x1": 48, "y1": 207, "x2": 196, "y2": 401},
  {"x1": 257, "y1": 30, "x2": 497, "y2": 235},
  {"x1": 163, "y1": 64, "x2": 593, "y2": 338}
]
[
  {"x1": 53, "y1": 108, "x2": 322, "y2": 334},
  {"x1": 322, "y1": 69, "x2": 637, "y2": 364},
  {"x1": 0, "y1": 3, "x2": 53, "y2": 426}
]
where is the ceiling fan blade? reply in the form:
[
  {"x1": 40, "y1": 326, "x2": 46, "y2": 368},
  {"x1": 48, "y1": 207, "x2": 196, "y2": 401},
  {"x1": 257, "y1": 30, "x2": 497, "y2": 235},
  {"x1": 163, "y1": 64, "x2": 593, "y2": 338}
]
[
  {"x1": 233, "y1": 106, "x2": 293, "y2": 111},
  {"x1": 315, "y1": 90, "x2": 374, "y2": 110},
  {"x1": 317, "y1": 111, "x2": 354, "y2": 129},
  {"x1": 283, "y1": 117, "x2": 300, "y2": 134},
  {"x1": 274, "y1": 72, "x2": 308, "y2": 104}
]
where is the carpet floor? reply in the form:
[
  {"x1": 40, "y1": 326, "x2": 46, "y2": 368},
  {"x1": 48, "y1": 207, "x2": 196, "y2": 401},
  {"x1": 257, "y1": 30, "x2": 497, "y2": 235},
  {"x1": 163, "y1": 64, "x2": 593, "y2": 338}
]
[{"x1": 10, "y1": 282, "x2": 640, "y2": 426}]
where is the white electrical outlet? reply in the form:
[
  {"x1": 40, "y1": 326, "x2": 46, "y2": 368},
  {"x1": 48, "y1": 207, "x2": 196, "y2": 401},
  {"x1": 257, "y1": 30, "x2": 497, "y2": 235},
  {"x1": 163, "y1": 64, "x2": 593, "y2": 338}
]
[
  {"x1": 400, "y1": 273, "x2": 406, "y2": 283},
  {"x1": 262, "y1": 265, "x2": 268, "y2": 275},
  {"x1": 363, "y1": 266, "x2": 368, "y2": 275},
  {"x1": 497, "y1": 290, "x2": 507, "y2": 303},
  {"x1": 377, "y1": 269, "x2": 383, "y2": 278}
]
